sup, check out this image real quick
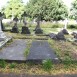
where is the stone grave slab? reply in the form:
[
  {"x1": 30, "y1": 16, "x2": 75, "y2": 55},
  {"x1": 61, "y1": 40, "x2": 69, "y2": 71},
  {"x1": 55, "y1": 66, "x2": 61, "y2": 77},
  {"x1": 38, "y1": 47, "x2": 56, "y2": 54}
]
[
  {"x1": 26, "y1": 41, "x2": 59, "y2": 63},
  {"x1": 0, "y1": 39, "x2": 26, "y2": 61}
]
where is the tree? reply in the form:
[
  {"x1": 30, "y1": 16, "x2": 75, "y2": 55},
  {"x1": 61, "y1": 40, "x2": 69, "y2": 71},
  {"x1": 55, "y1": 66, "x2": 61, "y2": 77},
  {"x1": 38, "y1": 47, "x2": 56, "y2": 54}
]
[
  {"x1": 71, "y1": 0, "x2": 77, "y2": 20},
  {"x1": 26, "y1": 0, "x2": 68, "y2": 21},
  {"x1": 26, "y1": 0, "x2": 68, "y2": 32},
  {"x1": 3, "y1": 0, "x2": 25, "y2": 19},
  {"x1": 51, "y1": 0, "x2": 68, "y2": 21}
]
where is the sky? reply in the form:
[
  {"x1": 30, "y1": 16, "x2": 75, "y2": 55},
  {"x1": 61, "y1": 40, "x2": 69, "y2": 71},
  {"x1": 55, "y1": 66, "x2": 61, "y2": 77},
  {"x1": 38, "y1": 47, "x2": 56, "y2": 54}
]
[{"x1": 0, "y1": 0, "x2": 74, "y2": 10}]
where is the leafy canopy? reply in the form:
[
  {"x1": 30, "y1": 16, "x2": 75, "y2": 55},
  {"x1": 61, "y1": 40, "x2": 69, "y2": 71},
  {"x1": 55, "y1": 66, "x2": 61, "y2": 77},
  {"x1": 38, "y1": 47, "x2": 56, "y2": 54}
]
[
  {"x1": 3, "y1": 0, "x2": 25, "y2": 18},
  {"x1": 71, "y1": 0, "x2": 77, "y2": 19},
  {"x1": 26, "y1": 0, "x2": 68, "y2": 21}
]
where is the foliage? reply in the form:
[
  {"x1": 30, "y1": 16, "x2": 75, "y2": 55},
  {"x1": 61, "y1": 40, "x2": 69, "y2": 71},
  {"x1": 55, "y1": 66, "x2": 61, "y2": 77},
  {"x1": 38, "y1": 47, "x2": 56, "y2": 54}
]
[
  {"x1": 9, "y1": 63, "x2": 16, "y2": 68},
  {"x1": 26, "y1": 0, "x2": 68, "y2": 21},
  {"x1": 70, "y1": 0, "x2": 77, "y2": 19},
  {"x1": 48, "y1": 39, "x2": 77, "y2": 61},
  {"x1": 3, "y1": 0, "x2": 25, "y2": 19},
  {"x1": 24, "y1": 48, "x2": 30, "y2": 57},
  {"x1": 42, "y1": 59, "x2": 53, "y2": 71},
  {"x1": 67, "y1": 24, "x2": 77, "y2": 29},
  {"x1": 24, "y1": 40, "x2": 32, "y2": 57},
  {"x1": 0, "y1": 60, "x2": 6, "y2": 68},
  {"x1": 62, "y1": 57, "x2": 72, "y2": 69}
]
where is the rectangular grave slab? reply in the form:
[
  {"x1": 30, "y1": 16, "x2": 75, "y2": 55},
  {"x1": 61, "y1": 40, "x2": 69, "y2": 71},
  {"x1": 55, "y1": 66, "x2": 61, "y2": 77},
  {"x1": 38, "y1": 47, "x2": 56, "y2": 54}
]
[
  {"x1": 26, "y1": 41, "x2": 59, "y2": 63},
  {"x1": 0, "y1": 39, "x2": 26, "y2": 61}
]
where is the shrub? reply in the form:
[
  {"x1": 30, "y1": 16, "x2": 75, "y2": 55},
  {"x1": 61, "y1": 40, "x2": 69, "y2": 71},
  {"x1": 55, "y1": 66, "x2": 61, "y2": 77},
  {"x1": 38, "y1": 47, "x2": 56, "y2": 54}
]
[
  {"x1": 68, "y1": 25, "x2": 77, "y2": 29},
  {"x1": 0, "y1": 60, "x2": 6, "y2": 68},
  {"x1": 9, "y1": 63, "x2": 16, "y2": 68},
  {"x1": 42, "y1": 59, "x2": 53, "y2": 71},
  {"x1": 62, "y1": 57, "x2": 72, "y2": 69},
  {"x1": 25, "y1": 48, "x2": 30, "y2": 56}
]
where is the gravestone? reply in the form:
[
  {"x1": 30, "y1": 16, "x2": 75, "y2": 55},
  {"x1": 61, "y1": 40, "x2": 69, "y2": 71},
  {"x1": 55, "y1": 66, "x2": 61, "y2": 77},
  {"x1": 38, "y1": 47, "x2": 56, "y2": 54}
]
[
  {"x1": 56, "y1": 32, "x2": 66, "y2": 40},
  {"x1": 26, "y1": 41, "x2": 59, "y2": 63},
  {"x1": 72, "y1": 32, "x2": 77, "y2": 39},
  {"x1": 34, "y1": 17, "x2": 43, "y2": 34},
  {"x1": 61, "y1": 29, "x2": 69, "y2": 35},
  {"x1": 11, "y1": 16, "x2": 19, "y2": 33},
  {"x1": 49, "y1": 32, "x2": 66, "y2": 40},
  {"x1": 21, "y1": 26, "x2": 30, "y2": 34},
  {"x1": 0, "y1": 12, "x2": 7, "y2": 41},
  {"x1": 49, "y1": 33, "x2": 57, "y2": 40},
  {"x1": 21, "y1": 12, "x2": 30, "y2": 34},
  {"x1": 35, "y1": 28, "x2": 43, "y2": 34}
]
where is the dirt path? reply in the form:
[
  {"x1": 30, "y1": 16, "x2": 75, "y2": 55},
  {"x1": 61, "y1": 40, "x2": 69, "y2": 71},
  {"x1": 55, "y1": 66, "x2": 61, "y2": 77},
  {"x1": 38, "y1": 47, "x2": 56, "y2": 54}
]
[{"x1": 0, "y1": 73, "x2": 77, "y2": 77}]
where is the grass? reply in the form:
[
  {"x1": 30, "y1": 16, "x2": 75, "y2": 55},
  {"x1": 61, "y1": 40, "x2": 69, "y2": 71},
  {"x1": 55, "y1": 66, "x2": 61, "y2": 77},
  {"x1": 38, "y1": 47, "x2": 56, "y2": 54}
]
[
  {"x1": 0, "y1": 40, "x2": 77, "y2": 75},
  {"x1": 3, "y1": 21, "x2": 63, "y2": 34},
  {"x1": 0, "y1": 38, "x2": 76, "y2": 75},
  {"x1": 0, "y1": 62, "x2": 77, "y2": 75},
  {"x1": 48, "y1": 39, "x2": 77, "y2": 61},
  {"x1": 5, "y1": 32, "x2": 48, "y2": 40},
  {"x1": 42, "y1": 59, "x2": 53, "y2": 71},
  {"x1": 0, "y1": 60, "x2": 7, "y2": 68},
  {"x1": 1, "y1": 22, "x2": 77, "y2": 75},
  {"x1": 24, "y1": 40, "x2": 32, "y2": 57}
]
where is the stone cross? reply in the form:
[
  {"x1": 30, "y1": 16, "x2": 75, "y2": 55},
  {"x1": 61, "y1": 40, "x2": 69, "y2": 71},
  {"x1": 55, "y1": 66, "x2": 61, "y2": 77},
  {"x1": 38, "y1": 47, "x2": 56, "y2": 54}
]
[
  {"x1": 64, "y1": 18, "x2": 68, "y2": 29},
  {"x1": 23, "y1": 17, "x2": 27, "y2": 26}
]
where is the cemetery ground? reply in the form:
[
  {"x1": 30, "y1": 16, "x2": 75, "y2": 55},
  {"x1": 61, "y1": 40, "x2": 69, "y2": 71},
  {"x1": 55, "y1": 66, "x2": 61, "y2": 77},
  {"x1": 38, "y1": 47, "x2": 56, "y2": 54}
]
[{"x1": 0, "y1": 22, "x2": 77, "y2": 76}]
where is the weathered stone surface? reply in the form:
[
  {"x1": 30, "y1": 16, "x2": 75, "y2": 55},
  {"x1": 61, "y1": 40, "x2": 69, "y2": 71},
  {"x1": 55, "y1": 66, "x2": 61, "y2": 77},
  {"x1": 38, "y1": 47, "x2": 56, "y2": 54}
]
[
  {"x1": 71, "y1": 32, "x2": 77, "y2": 39},
  {"x1": 71, "y1": 32, "x2": 77, "y2": 36},
  {"x1": 0, "y1": 12, "x2": 7, "y2": 41},
  {"x1": 21, "y1": 26, "x2": 30, "y2": 34},
  {"x1": 35, "y1": 29, "x2": 43, "y2": 34},
  {"x1": 74, "y1": 34, "x2": 77, "y2": 39},
  {"x1": 0, "y1": 37, "x2": 12, "y2": 48},
  {"x1": 56, "y1": 32, "x2": 66, "y2": 40},
  {"x1": 1, "y1": 21, "x2": 5, "y2": 31},
  {"x1": 0, "y1": 39, "x2": 26, "y2": 60},
  {"x1": 26, "y1": 41, "x2": 59, "y2": 63},
  {"x1": 61, "y1": 29, "x2": 69, "y2": 35},
  {"x1": 49, "y1": 32, "x2": 66, "y2": 40},
  {"x1": 11, "y1": 25, "x2": 19, "y2": 33},
  {"x1": 49, "y1": 33, "x2": 57, "y2": 40}
]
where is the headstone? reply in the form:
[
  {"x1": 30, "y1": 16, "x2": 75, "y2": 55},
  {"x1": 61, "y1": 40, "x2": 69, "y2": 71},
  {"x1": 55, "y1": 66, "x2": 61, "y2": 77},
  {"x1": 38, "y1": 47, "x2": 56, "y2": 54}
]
[
  {"x1": 61, "y1": 29, "x2": 69, "y2": 35},
  {"x1": 34, "y1": 17, "x2": 43, "y2": 34},
  {"x1": 11, "y1": 16, "x2": 19, "y2": 33},
  {"x1": 35, "y1": 28, "x2": 43, "y2": 34},
  {"x1": 0, "y1": 12, "x2": 7, "y2": 41},
  {"x1": 56, "y1": 32, "x2": 66, "y2": 40},
  {"x1": 49, "y1": 32, "x2": 66, "y2": 40},
  {"x1": 11, "y1": 25, "x2": 19, "y2": 33},
  {"x1": 49, "y1": 33, "x2": 57, "y2": 40},
  {"x1": 21, "y1": 12, "x2": 31, "y2": 34},
  {"x1": 71, "y1": 32, "x2": 77, "y2": 36},
  {"x1": 21, "y1": 26, "x2": 30, "y2": 34},
  {"x1": 71, "y1": 32, "x2": 77, "y2": 39}
]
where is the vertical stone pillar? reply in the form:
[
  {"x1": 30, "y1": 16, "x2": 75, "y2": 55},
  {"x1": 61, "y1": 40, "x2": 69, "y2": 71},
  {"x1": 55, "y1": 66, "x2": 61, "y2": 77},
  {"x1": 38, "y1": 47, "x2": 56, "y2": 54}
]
[
  {"x1": 0, "y1": 12, "x2": 6, "y2": 41},
  {"x1": 64, "y1": 18, "x2": 68, "y2": 29}
]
